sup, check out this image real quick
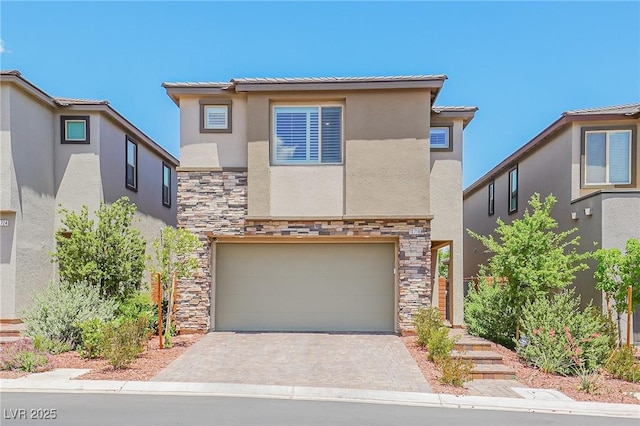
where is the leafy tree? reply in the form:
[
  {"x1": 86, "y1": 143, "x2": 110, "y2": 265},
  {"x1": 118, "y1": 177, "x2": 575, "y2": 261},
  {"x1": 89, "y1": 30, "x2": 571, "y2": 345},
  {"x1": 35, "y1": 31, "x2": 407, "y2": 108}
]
[
  {"x1": 51, "y1": 197, "x2": 146, "y2": 300},
  {"x1": 594, "y1": 238, "x2": 640, "y2": 337},
  {"x1": 468, "y1": 193, "x2": 590, "y2": 338},
  {"x1": 149, "y1": 227, "x2": 202, "y2": 338}
]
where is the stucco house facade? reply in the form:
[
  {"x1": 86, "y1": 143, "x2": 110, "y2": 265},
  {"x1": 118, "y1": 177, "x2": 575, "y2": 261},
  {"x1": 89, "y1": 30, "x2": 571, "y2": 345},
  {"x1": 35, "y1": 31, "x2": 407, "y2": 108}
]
[
  {"x1": 163, "y1": 75, "x2": 476, "y2": 334},
  {"x1": 463, "y1": 104, "x2": 640, "y2": 343},
  {"x1": 0, "y1": 71, "x2": 179, "y2": 321}
]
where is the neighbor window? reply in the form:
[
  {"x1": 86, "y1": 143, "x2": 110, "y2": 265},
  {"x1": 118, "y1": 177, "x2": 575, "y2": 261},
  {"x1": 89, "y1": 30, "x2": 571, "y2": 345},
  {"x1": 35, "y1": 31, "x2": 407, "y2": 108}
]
[
  {"x1": 61, "y1": 116, "x2": 90, "y2": 143},
  {"x1": 200, "y1": 99, "x2": 232, "y2": 133},
  {"x1": 162, "y1": 162, "x2": 171, "y2": 207},
  {"x1": 584, "y1": 129, "x2": 632, "y2": 185},
  {"x1": 126, "y1": 137, "x2": 138, "y2": 191},
  {"x1": 272, "y1": 105, "x2": 342, "y2": 164},
  {"x1": 430, "y1": 126, "x2": 451, "y2": 149},
  {"x1": 508, "y1": 166, "x2": 518, "y2": 213},
  {"x1": 488, "y1": 180, "x2": 495, "y2": 216}
]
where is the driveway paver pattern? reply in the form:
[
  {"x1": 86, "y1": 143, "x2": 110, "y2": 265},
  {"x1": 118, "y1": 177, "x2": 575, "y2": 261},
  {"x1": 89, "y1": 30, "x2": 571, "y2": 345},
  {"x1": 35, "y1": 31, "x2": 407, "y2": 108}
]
[{"x1": 152, "y1": 332, "x2": 432, "y2": 393}]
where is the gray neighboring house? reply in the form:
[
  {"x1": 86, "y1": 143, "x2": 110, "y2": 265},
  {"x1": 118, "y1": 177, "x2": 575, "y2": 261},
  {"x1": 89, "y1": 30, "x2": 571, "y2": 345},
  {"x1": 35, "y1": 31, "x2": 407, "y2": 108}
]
[
  {"x1": 163, "y1": 75, "x2": 477, "y2": 334},
  {"x1": 0, "y1": 70, "x2": 178, "y2": 321},
  {"x1": 463, "y1": 103, "x2": 640, "y2": 344}
]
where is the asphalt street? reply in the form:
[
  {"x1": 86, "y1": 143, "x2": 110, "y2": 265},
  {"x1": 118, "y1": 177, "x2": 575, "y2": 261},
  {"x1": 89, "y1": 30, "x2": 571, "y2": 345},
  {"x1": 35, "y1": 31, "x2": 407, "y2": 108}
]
[{"x1": 2, "y1": 392, "x2": 637, "y2": 426}]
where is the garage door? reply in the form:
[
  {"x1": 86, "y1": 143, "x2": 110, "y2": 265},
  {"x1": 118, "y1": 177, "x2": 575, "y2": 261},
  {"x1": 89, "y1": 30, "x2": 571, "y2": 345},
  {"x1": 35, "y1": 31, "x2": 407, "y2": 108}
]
[{"x1": 214, "y1": 243, "x2": 395, "y2": 332}]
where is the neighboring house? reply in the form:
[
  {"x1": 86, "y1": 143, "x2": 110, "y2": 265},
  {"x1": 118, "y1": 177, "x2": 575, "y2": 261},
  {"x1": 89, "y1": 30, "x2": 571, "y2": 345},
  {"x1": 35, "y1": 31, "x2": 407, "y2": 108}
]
[
  {"x1": 463, "y1": 103, "x2": 640, "y2": 343},
  {"x1": 163, "y1": 75, "x2": 476, "y2": 334},
  {"x1": 0, "y1": 70, "x2": 179, "y2": 321}
]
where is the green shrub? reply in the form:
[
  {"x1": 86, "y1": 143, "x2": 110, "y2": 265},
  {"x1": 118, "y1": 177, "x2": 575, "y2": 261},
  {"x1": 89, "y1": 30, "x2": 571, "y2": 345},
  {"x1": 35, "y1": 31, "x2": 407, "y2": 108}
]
[
  {"x1": 413, "y1": 307, "x2": 444, "y2": 348},
  {"x1": 77, "y1": 318, "x2": 106, "y2": 359},
  {"x1": 439, "y1": 357, "x2": 473, "y2": 387},
  {"x1": 427, "y1": 327, "x2": 455, "y2": 364},
  {"x1": 0, "y1": 338, "x2": 52, "y2": 372},
  {"x1": 516, "y1": 290, "x2": 611, "y2": 375},
  {"x1": 464, "y1": 278, "x2": 517, "y2": 348},
  {"x1": 117, "y1": 291, "x2": 156, "y2": 332},
  {"x1": 32, "y1": 335, "x2": 72, "y2": 355},
  {"x1": 606, "y1": 347, "x2": 640, "y2": 383},
  {"x1": 23, "y1": 281, "x2": 117, "y2": 349},
  {"x1": 100, "y1": 316, "x2": 149, "y2": 369}
]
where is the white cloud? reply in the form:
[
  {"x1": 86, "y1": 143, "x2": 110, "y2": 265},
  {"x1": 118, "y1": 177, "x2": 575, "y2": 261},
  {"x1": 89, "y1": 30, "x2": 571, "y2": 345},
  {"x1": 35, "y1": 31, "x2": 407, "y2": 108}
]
[{"x1": 0, "y1": 39, "x2": 7, "y2": 54}]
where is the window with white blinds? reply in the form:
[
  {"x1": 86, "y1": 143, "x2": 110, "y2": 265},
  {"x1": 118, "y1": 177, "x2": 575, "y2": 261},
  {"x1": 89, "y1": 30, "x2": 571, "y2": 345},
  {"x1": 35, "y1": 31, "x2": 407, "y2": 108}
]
[
  {"x1": 430, "y1": 127, "x2": 450, "y2": 149},
  {"x1": 585, "y1": 130, "x2": 631, "y2": 185},
  {"x1": 273, "y1": 105, "x2": 343, "y2": 164},
  {"x1": 204, "y1": 106, "x2": 228, "y2": 130}
]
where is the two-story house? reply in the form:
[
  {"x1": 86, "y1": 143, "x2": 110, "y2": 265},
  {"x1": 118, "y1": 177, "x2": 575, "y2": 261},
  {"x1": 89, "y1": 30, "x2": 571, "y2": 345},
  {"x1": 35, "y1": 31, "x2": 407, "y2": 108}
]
[
  {"x1": 0, "y1": 70, "x2": 179, "y2": 322},
  {"x1": 164, "y1": 75, "x2": 476, "y2": 334},
  {"x1": 463, "y1": 104, "x2": 640, "y2": 344}
]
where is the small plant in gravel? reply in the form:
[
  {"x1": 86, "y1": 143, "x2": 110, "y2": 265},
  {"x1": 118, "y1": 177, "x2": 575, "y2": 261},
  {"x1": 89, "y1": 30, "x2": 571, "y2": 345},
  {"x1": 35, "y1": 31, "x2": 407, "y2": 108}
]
[
  {"x1": 427, "y1": 327, "x2": 456, "y2": 364},
  {"x1": 0, "y1": 338, "x2": 52, "y2": 373},
  {"x1": 413, "y1": 307, "x2": 445, "y2": 348},
  {"x1": 439, "y1": 357, "x2": 473, "y2": 387},
  {"x1": 100, "y1": 316, "x2": 149, "y2": 369},
  {"x1": 605, "y1": 347, "x2": 640, "y2": 383}
]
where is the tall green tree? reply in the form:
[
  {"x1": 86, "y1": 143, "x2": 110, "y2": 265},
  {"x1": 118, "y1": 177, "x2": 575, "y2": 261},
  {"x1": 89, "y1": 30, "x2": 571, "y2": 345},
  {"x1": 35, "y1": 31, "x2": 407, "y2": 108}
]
[
  {"x1": 468, "y1": 193, "x2": 590, "y2": 338},
  {"x1": 51, "y1": 197, "x2": 146, "y2": 300}
]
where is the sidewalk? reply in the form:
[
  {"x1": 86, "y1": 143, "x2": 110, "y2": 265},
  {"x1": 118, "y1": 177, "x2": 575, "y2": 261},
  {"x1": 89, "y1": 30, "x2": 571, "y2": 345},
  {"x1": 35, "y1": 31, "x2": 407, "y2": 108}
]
[{"x1": 1, "y1": 370, "x2": 639, "y2": 419}]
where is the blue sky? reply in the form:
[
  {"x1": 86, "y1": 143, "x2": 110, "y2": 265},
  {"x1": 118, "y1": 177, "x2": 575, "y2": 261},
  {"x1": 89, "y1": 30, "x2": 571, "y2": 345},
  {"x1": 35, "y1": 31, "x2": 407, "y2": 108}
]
[{"x1": 1, "y1": 1, "x2": 638, "y2": 187}]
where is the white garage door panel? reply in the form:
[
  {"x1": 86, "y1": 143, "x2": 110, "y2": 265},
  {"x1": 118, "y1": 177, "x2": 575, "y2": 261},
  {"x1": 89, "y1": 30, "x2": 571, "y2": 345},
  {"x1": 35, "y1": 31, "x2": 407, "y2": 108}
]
[{"x1": 215, "y1": 243, "x2": 395, "y2": 332}]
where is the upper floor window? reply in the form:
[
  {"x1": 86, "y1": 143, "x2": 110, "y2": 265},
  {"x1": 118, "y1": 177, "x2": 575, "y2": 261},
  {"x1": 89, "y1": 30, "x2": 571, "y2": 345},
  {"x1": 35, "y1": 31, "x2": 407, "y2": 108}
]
[
  {"x1": 61, "y1": 115, "x2": 90, "y2": 144},
  {"x1": 584, "y1": 129, "x2": 632, "y2": 186},
  {"x1": 430, "y1": 126, "x2": 451, "y2": 150},
  {"x1": 200, "y1": 99, "x2": 232, "y2": 133},
  {"x1": 272, "y1": 105, "x2": 342, "y2": 165},
  {"x1": 488, "y1": 180, "x2": 495, "y2": 216},
  {"x1": 162, "y1": 162, "x2": 171, "y2": 207},
  {"x1": 508, "y1": 166, "x2": 518, "y2": 214},
  {"x1": 126, "y1": 137, "x2": 138, "y2": 191}
]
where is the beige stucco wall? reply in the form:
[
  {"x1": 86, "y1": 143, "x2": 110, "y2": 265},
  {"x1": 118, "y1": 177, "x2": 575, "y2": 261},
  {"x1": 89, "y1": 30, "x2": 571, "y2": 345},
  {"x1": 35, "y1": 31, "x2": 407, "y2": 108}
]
[
  {"x1": 178, "y1": 95, "x2": 248, "y2": 168},
  {"x1": 270, "y1": 166, "x2": 343, "y2": 216},
  {"x1": 244, "y1": 89, "x2": 432, "y2": 217},
  {"x1": 1, "y1": 85, "x2": 56, "y2": 317},
  {"x1": 430, "y1": 119, "x2": 464, "y2": 325}
]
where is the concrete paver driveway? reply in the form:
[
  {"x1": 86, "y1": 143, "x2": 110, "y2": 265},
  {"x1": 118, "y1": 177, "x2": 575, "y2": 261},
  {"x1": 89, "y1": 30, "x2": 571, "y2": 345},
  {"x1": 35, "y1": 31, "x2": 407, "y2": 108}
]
[{"x1": 152, "y1": 332, "x2": 431, "y2": 393}]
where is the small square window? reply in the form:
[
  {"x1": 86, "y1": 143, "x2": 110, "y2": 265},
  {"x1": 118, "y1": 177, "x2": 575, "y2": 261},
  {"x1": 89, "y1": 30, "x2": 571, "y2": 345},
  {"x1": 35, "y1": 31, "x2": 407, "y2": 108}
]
[
  {"x1": 200, "y1": 99, "x2": 232, "y2": 133},
  {"x1": 162, "y1": 163, "x2": 171, "y2": 207},
  {"x1": 61, "y1": 116, "x2": 90, "y2": 143},
  {"x1": 430, "y1": 126, "x2": 451, "y2": 150}
]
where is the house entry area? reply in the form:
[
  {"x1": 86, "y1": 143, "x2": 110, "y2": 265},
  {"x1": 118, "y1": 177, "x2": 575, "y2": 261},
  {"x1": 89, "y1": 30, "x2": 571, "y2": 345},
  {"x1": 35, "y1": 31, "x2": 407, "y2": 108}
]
[{"x1": 213, "y1": 241, "x2": 396, "y2": 333}]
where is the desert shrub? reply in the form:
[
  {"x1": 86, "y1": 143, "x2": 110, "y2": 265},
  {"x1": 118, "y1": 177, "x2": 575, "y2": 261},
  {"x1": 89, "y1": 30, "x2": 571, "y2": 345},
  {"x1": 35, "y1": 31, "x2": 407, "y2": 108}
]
[
  {"x1": 516, "y1": 290, "x2": 611, "y2": 375},
  {"x1": 100, "y1": 316, "x2": 149, "y2": 369},
  {"x1": 427, "y1": 327, "x2": 455, "y2": 364},
  {"x1": 464, "y1": 278, "x2": 517, "y2": 348},
  {"x1": 606, "y1": 347, "x2": 640, "y2": 383},
  {"x1": 0, "y1": 338, "x2": 52, "y2": 372},
  {"x1": 117, "y1": 291, "x2": 156, "y2": 332},
  {"x1": 77, "y1": 318, "x2": 106, "y2": 359},
  {"x1": 23, "y1": 281, "x2": 117, "y2": 349},
  {"x1": 32, "y1": 334, "x2": 72, "y2": 355},
  {"x1": 413, "y1": 307, "x2": 444, "y2": 348},
  {"x1": 439, "y1": 357, "x2": 473, "y2": 387}
]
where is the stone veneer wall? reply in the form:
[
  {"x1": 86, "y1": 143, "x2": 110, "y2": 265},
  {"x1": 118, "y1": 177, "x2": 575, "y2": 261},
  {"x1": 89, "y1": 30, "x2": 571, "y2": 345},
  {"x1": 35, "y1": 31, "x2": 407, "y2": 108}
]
[{"x1": 176, "y1": 170, "x2": 432, "y2": 333}]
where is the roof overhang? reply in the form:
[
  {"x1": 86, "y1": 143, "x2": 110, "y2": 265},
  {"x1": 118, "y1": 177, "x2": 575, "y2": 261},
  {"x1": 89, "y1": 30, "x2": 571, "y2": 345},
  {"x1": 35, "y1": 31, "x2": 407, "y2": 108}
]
[{"x1": 431, "y1": 106, "x2": 478, "y2": 128}]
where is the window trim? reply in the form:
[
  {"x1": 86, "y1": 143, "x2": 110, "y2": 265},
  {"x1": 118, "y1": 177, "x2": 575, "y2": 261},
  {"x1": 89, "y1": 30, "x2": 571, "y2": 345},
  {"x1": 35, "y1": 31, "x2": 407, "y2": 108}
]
[
  {"x1": 60, "y1": 115, "x2": 90, "y2": 144},
  {"x1": 162, "y1": 162, "x2": 171, "y2": 208},
  {"x1": 270, "y1": 103, "x2": 344, "y2": 166},
  {"x1": 125, "y1": 137, "x2": 138, "y2": 192},
  {"x1": 508, "y1": 165, "x2": 518, "y2": 214},
  {"x1": 488, "y1": 180, "x2": 495, "y2": 216},
  {"x1": 581, "y1": 125, "x2": 636, "y2": 188},
  {"x1": 429, "y1": 123, "x2": 453, "y2": 151},
  {"x1": 200, "y1": 99, "x2": 232, "y2": 133}
]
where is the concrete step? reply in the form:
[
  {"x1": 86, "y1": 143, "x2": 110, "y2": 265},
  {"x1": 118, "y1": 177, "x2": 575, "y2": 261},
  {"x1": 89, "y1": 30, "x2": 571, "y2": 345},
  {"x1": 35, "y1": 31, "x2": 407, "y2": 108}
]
[
  {"x1": 0, "y1": 336, "x2": 22, "y2": 344},
  {"x1": 454, "y1": 338, "x2": 492, "y2": 352},
  {"x1": 451, "y1": 350, "x2": 503, "y2": 364},
  {"x1": 470, "y1": 363, "x2": 516, "y2": 380},
  {"x1": 0, "y1": 321, "x2": 25, "y2": 338}
]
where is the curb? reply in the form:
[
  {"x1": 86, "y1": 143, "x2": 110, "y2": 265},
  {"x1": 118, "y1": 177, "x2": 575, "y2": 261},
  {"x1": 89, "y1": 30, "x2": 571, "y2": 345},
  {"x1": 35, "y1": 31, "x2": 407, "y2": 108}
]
[{"x1": 2, "y1": 379, "x2": 639, "y2": 419}]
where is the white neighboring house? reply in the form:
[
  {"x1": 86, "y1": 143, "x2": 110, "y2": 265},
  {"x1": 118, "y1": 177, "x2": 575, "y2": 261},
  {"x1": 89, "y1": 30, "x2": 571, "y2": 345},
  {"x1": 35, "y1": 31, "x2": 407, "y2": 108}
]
[{"x1": 0, "y1": 70, "x2": 178, "y2": 322}]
